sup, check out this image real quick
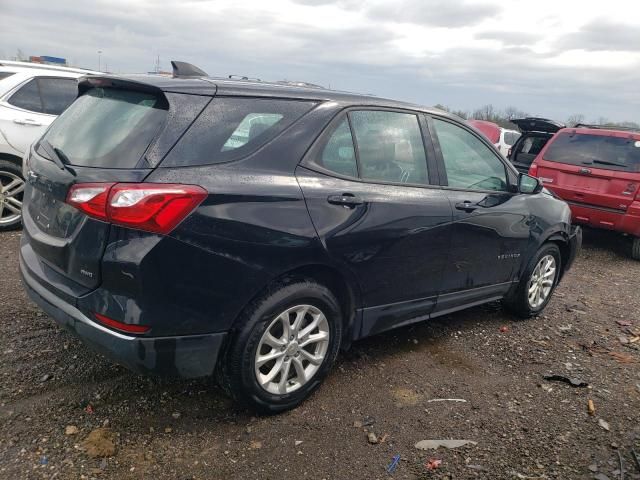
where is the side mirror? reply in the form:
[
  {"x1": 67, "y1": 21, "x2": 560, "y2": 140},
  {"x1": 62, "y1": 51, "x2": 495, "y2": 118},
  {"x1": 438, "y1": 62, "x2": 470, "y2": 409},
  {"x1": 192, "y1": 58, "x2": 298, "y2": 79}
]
[{"x1": 518, "y1": 173, "x2": 543, "y2": 194}]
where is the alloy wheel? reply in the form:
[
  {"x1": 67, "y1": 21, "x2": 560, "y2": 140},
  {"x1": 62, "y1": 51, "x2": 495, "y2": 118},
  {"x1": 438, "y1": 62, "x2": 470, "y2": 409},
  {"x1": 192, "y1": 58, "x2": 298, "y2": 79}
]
[
  {"x1": 255, "y1": 304, "x2": 330, "y2": 395},
  {"x1": 0, "y1": 171, "x2": 24, "y2": 226},
  {"x1": 527, "y1": 254, "x2": 556, "y2": 309}
]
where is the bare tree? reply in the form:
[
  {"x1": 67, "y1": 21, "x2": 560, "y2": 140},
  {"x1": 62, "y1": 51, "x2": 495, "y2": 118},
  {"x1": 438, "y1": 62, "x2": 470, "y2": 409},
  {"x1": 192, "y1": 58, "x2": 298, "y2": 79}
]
[{"x1": 566, "y1": 114, "x2": 585, "y2": 127}]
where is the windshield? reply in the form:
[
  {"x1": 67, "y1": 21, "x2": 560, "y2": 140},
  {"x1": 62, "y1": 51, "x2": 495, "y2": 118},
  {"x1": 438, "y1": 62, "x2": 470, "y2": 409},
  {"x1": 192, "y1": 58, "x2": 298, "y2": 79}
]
[
  {"x1": 41, "y1": 87, "x2": 168, "y2": 168},
  {"x1": 543, "y1": 132, "x2": 640, "y2": 172}
]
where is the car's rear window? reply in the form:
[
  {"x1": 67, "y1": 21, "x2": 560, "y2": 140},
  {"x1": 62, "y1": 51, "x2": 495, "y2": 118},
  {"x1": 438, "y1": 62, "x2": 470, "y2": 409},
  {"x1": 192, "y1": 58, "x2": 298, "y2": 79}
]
[
  {"x1": 162, "y1": 97, "x2": 316, "y2": 167},
  {"x1": 41, "y1": 87, "x2": 168, "y2": 168},
  {"x1": 543, "y1": 132, "x2": 640, "y2": 172}
]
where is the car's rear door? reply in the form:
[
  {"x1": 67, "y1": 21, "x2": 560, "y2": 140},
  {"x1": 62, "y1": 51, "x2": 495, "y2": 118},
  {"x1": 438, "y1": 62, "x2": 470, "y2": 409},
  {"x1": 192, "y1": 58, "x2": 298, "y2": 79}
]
[
  {"x1": 21, "y1": 79, "x2": 211, "y2": 297},
  {"x1": 428, "y1": 115, "x2": 531, "y2": 313},
  {"x1": 297, "y1": 108, "x2": 452, "y2": 336},
  {"x1": 0, "y1": 76, "x2": 78, "y2": 155}
]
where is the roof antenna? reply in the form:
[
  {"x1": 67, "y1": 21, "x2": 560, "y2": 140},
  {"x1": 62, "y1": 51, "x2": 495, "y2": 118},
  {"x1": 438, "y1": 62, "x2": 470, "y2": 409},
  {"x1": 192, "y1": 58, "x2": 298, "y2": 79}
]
[{"x1": 171, "y1": 60, "x2": 208, "y2": 78}]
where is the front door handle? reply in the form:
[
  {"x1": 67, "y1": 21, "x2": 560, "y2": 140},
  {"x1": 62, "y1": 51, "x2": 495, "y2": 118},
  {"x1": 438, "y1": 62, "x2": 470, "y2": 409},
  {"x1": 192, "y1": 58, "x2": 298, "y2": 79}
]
[
  {"x1": 14, "y1": 118, "x2": 42, "y2": 126},
  {"x1": 455, "y1": 201, "x2": 478, "y2": 212},
  {"x1": 327, "y1": 193, "x2": 364, "y2": 207}
]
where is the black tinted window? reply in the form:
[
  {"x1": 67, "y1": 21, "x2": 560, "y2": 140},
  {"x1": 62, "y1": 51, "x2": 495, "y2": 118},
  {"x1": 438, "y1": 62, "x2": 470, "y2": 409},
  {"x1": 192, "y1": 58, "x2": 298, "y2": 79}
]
[
  {"x1": 38, "y1": 78, "x2": 77, "y2": 115},
  {"x1": 42, "y1": 88, "x2": 167, "y2": 168},
  {"x1": 163, "y1": 97, "x2": 316, "y2": 167},
  {"x1": 316, "y1": 118, "x2": 357, "y2": 177},
  {"x1": 543, "y1": 132, "x2": 640, "y2": 172},
  {"x1": 8, "y1": 79, "x2": 43, "y2": 112},
  {"x1": 433, "y1": 118, "x2": 508, "y2": 191},
  {"x1": 349, "y1": 110, "x2": 428, "y2": 184}
]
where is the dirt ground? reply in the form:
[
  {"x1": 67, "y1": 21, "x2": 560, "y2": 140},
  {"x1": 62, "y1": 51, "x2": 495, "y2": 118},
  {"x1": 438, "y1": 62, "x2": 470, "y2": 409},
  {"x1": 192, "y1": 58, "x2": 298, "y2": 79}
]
[{"x1": 1, "y1": 229, "x2": 639, "y2": 480}]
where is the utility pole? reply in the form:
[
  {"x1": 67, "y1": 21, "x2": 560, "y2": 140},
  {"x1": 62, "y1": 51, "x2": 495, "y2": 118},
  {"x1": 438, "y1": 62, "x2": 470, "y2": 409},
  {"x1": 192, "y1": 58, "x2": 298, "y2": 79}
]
[{"x1": 98, "y1": 50, "x2": 102, "y2": 71}]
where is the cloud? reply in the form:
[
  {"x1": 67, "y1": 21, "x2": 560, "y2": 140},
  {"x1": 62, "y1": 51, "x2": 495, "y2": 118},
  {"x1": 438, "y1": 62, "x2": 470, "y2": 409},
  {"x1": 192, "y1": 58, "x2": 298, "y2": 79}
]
[
  {"x1": 367, "y1": 0, "x2": 501, "y2": 28},
  {"x1": 475, "y1": 30, "x2": 542, "y2": 46},
  {"x1": 558, "y1": 20, "x2": 640, "y2": 52}
]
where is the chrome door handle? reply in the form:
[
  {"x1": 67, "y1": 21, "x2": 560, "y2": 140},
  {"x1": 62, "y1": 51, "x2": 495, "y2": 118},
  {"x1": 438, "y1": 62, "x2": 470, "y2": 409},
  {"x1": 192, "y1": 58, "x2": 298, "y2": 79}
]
[{"x1": 13, "y1": 118, "x2": 42, "y2": 126}]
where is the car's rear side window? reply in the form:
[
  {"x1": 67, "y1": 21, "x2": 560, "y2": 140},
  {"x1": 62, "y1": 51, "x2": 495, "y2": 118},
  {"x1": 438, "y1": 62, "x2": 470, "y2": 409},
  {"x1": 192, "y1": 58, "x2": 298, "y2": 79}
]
[
  {"x1": 543, "y1": 132, "x2": 640, "y2": 172},
  {"x1": 504, "y1": 131, "x2": 520, "y2": 146},
  {"x1": 8, "y1": 79, "x2": 42, "y2": 112},
  {"x1": 162, "y1": 97, "x2": 316, "y2": 167},
  {"x1": 38, "y1": 78, "x2": 78, "y2": 115},
  {"x1": 41, "y1": 87, "x2": 168, "y2": 168}
]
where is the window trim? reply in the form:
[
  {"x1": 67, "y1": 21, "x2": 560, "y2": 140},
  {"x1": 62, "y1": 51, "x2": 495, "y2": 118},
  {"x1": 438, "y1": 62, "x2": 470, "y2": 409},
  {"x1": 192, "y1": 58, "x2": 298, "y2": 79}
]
[
  {"x1": 301, "y1": 106, "x2": 440, "y2": 190},
  {"x1": 427, "y1": 114, "x2": 519, "y2": 194}
]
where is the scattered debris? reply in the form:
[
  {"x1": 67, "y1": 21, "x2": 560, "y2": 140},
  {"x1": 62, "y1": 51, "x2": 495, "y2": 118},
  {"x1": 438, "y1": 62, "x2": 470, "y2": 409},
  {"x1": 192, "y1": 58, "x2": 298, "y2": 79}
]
[
  {"x1": 588, "y1": 464, "x2": 598, "y2": 472},
  {"x1": 386, "y1": 454, "x2": 400, "y2": 474},
  {"x1": 616, "y1": 320, "x2": 632, "y2": 327},
  {"x1": 80, "y1": 428, "x2": 116, "y2": 458},
  {"x1": 294, "y1": 440, "x2": 303, "y2": 446},
  {"x1": 500, "y1": 326, "x2": 509, "y2": 333},
  {"x1": 619, "y1": 336, "x2": 630, "y2": 345},
  {"x1": 367, "y1": 432, "x2": 379, "y2": 444},
  {"x1": 598, "y1": 419, "x2": 610, "y2": 431},
  {"x1": 250, "y1": 440, "x2": 262, "y2": 449},
  {"x1": 85, "y1": 404, "x2": 94, "y2": 414},
  {"x1": 593, "y1": 473, "x2": 610, "y2": 480},
  {"x1": 415, "y1": 439, "x2": 477, "y2": 450},
  {"x1": 392, "y1": 388, "x2": 422, "y2": 406},
  {"x1": 40, "y1": 456, "x2": 48, "y2": 465},
  {"x1": 164, "y1": 427, "x2": 172, "y2": 433},
  {"x1": 425, "y1": 458, "x2": 442, "y2": 470},
  {"x1": 362, "y1": 416, "x2": 375, "y2": 427},
  {"x1": 65, "y1": 425, "x2": 79, "y2": 435},
  {"x1": 427, "y1": 398, "x2": 467, "y2": 403},
  {"x1": 171, "y1": 412, "x2": 181, "y2": 419},
  {"x1": 588, "y1": 399, "x2": 596, "y2": 416},
  {"x1": 379, "y1": 434, "x2": 388, "y2": 443},
  {"x1": 609, "y1": 352, "x2": 635, "y2": 364},
  {"x1": 467, "y1": 464, "x2": 486, "y2": 471},
  {"x1": 618, "y1": 450, "x2": 624, "y2": 480},
  {"x1": 558, "y1": 324, "x2": 573, "y2": 332},
  {"x1": 543, "y1": 375, "x2": 588, "y2": 388},
  {"x1": 39, "y1": 374, "x2": 50, "y2": 383}
]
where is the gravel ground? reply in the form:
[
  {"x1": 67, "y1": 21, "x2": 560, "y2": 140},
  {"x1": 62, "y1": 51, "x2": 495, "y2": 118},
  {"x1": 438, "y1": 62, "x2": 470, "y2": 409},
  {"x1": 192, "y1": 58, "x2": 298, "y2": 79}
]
[{"x1": 1, "y1": 228, "x2": 639, "y2": 480}]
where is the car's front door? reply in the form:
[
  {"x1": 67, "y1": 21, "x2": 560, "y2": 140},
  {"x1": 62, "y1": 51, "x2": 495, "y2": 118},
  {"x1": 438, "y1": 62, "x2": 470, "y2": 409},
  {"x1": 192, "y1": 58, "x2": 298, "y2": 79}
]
[
  {"x1": 0, "y1": 76, "x2": 77, "y2": 155},
  {"x1": 428, "y1": 116, "x2": 532, "y2": 313},
  {"x1": 297, "y1": 109, "x2": 452, "y2": 336}
]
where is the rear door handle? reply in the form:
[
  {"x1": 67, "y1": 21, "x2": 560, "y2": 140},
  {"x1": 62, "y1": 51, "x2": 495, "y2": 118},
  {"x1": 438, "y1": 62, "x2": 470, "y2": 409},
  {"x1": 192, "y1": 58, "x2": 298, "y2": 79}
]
[
  {"x1": 14, "y1": 118, "x2": 42, "y2": 126},
  {"x1": 455, "y1": 201, "x2": 477, "y2": 212},
  {"x1": 327, "y1": 193, "x2": 364, "y2": 207}
]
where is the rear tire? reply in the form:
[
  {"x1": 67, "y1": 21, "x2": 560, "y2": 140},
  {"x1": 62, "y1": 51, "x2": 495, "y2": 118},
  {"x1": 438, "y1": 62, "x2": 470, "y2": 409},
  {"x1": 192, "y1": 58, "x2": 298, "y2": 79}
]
[
  {"x1": 218, "y1": 279, "x2": 342, "y2": 414},
  {"x1": 0, "y1": 160, "x2": 24, "y2": 232},
  {"x1": 632, "y1": 237, "x2": 640, "y2": 261},
  {"x1": 503, "y1": 243, "x2": 562, "y2": 318}
]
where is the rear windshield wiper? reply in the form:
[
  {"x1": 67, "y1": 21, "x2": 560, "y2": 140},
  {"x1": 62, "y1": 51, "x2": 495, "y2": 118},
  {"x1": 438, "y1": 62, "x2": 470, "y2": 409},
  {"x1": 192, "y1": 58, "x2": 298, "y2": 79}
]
[
  {"x1": 592, "y1": 159, "x2": 629, "y2": 168},
  {"x1": 38, "y1": 140, "x2": 76, "y2": 175}
]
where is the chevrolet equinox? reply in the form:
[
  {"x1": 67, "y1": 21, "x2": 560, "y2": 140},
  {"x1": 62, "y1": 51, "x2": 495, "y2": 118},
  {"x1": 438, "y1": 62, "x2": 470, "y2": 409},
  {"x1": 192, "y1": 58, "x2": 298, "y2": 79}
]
[{"x1": 20, "y1": 66, "x2": 581, "y2": 412}]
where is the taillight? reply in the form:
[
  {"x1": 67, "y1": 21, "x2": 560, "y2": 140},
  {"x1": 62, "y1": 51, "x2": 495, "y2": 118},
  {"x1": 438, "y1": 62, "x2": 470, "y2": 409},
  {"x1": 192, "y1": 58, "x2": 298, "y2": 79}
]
[
  {"x1": 66, "y1": 183, "x2": 207, "y2": 234},
  {"x1": 529, "y1": 163, "x2": 538, "y2": 177}
]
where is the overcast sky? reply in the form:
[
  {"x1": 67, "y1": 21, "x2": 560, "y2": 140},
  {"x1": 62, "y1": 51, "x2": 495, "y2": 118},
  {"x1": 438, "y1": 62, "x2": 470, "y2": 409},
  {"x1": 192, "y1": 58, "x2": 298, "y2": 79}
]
[{"x1": 2, "y1": 0, "x2": 639, "y2": 123}]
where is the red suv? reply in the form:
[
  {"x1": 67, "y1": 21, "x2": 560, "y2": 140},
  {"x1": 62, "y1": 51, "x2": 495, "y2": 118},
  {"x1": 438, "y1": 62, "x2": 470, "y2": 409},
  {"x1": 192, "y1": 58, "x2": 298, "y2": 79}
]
[{"x1": 529, "y1": 125, "x2": 640, "y2": 259}]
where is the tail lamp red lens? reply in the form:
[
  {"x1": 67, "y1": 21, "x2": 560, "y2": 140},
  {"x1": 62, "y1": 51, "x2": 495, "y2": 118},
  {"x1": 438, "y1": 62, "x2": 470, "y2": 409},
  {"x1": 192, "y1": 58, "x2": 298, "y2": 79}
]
[
  {"x1": 93, "y1": 312, "x2": 150, "y2": 334},
  {"x1": 66, "y1": 183, "x2": 207, "y2": 234},
  {"x1": 528, "y1": 163, "x2": 538, "y2": 177}
]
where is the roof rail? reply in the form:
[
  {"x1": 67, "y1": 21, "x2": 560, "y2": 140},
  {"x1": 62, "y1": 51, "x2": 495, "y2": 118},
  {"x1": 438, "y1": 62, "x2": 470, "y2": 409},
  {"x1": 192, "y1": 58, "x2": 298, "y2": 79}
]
[
  {"x1": 276, "y1": 80, "x2": 325, "y2": 89},
  {"x1": 574, "y1": 123, "x2": 640, "y2": 132},
  {"x1": 171, "y1": 60, "x2": 208, "y2": 78},
  {"x1": 228, "y1": 74, "x2": 262, "y2": 82}
]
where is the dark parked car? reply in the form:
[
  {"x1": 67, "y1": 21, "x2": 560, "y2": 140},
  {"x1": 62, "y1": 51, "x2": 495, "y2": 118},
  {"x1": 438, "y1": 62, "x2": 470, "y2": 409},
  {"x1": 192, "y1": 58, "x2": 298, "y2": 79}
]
[
  {"x1": 508, "y1": 118, "x2": 565, "y2": 174},
  {"x1": 20, "y1": 70, "x2": 581, "y2": 412}
]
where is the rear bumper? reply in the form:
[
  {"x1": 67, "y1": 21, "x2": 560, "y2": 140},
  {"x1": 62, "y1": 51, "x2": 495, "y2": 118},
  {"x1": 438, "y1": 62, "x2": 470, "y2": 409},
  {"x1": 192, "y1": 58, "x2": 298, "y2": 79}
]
[
  {"x1": 566, "y1": 201, "x2": 640, "y2": 237},
  {"x1": 20, "y1": 255, "x2": 227, "y2": 379}
]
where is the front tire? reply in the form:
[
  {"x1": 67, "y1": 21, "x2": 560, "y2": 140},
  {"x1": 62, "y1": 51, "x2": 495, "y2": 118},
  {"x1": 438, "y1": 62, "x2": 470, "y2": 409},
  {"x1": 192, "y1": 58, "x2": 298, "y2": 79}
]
[
  {"x1": 218, "y1": 279, "x2": 342, "y2": 414},
  {"x1": 504, "y1": 243, "x2": 561, "y2": 318},
  {"x1": 0, "y1": 160, "x2": 25, "y2": 232}
]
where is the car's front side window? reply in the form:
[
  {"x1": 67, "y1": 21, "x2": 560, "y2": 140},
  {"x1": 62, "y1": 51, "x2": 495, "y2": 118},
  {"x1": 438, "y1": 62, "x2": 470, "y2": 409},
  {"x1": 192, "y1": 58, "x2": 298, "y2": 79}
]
[
  {"x1": 349, "y1": 110, "x2": 428, "y2": 185},
  {"x1": 8, "y1": 79, "x2": 43, "y2": 113},
  {"x1": 432, "y1": 118, "x2": 508, "y2": 192}
]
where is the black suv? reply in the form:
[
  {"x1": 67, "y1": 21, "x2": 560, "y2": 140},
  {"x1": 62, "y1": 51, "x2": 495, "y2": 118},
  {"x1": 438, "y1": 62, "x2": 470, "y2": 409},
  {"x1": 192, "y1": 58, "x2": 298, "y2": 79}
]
[{"x1": 20, "y1": 69, "x2": 581, "y2": 412}]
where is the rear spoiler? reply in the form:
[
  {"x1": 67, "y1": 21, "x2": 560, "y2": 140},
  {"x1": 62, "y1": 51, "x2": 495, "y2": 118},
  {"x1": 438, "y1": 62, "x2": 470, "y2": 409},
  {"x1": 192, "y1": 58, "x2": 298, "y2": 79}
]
[{"x1": 78, "y1": 76, "x2": 164, "y2": 96}]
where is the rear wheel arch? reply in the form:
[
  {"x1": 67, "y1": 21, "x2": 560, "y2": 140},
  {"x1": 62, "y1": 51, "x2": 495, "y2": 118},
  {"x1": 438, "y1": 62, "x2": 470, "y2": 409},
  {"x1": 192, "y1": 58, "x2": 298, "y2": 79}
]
[
  {"x1": 544, "y1": 233, "x2": 570, "y2": 279},
  {"x1": 0, "y1": 153, "x2": 22, "y2": 167}
]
